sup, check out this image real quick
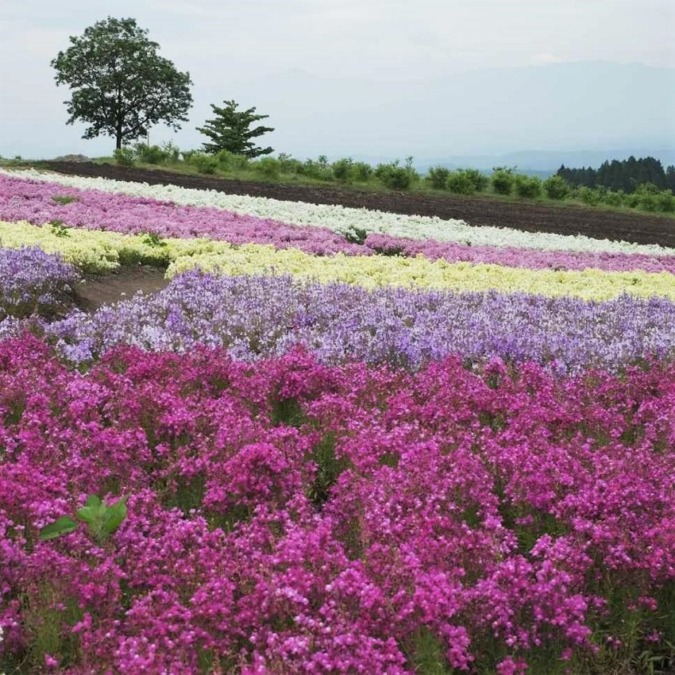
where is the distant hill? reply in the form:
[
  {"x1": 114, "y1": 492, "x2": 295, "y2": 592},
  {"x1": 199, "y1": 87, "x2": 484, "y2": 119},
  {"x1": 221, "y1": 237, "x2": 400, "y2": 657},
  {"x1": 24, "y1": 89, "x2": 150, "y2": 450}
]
[{"x1": 210, "y1": 61, "x2": 675, "y2": 166}]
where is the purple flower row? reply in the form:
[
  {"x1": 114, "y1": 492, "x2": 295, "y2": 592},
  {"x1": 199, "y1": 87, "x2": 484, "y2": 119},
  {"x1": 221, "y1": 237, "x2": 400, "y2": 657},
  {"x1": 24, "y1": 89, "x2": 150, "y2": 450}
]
[
  {"x1": 3, "y1": 173, "x2": 675, "y2": 273},
  {"x1": 0, "y1": 247, "x2": 78, "y2": 319},
  {"x1": 44, "y1": 271, "x2": 675, "y2": 373},
  {"x1": 0, "y1": 337, "x2": 672, "y2": 672}
]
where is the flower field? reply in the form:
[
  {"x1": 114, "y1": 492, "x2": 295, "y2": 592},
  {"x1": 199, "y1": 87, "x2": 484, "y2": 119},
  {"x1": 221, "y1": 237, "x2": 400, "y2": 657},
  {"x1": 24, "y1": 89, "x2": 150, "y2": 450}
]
[{"x1": 0, "y1": 170, "x2": 673, "y2": 673}]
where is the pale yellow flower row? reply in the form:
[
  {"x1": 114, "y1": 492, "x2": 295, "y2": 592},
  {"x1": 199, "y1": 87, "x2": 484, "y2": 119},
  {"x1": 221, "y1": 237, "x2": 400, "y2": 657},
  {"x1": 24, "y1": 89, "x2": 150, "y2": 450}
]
[
  {"x1": 0, "y1": 220, "x2": 243, "y2": 273},
  {"x1": 2, "y1": 220, "x2": 674, "y2": 301},
  {"x1": 167, "y1": 244, "x2": 675, "y2": 301}
]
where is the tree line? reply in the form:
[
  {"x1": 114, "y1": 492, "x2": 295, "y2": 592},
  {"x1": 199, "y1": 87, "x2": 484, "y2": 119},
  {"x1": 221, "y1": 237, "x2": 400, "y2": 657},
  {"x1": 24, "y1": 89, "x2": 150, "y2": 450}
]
[{"x1": 557, "y1": 157, "x2": 675, "y2": 194}]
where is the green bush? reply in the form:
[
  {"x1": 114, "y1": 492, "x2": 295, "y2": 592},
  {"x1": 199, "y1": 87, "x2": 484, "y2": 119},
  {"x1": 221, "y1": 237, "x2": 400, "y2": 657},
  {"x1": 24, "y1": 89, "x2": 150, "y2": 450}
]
[
  {"x1": 332, "y1": 158, "x2": 354, "y2": 183},
  {"x1": 350, "y1": 162, "x2": 373, "y2": 182},
  {"x1": 491, "y1": 168, "x2": 515, "y2": 195},
  {"x1": 543, "y1": 175, "x2": 570, "y2": 200},
  {"x1": 462, "y1": 169, "x2": 489, "y2": 192},
  {"x1": 253, "y1": 157, "x2": 281, "y2": 179},
  {"x1": 113, "y1": 148, "x2": 135, "y2": 166},
  {"x1": 133, "y1": 143, "x2": 171, "y2": 165},
  {"x1": 277, "y1": 153, "x2": 303, "y2": 175},
  {"x1": 213, "y1": 149, "x2": 249, "y2": 171},
  {"x1": 375, "y1": 162, "x2": 412, "y2": 190},
  {"x1": 602, "y1": 190, "x2": 625, "y2": 207},
  {"x1": 632, "y1": 183, "x2": 662, "y2": 212},
  {"x1": 447, "y1": 171, "x2": 477, "y2": 194},
  {"x1": 302, "y1": 156, "x2": 333, "y2": 181},
  {"x1": 514, "y1": 175, "x2": 542, "y2": 199},
  {"x1": 186, "y1": 152, "x2": 218, "y2": 174},
  {"x1": 576, "y1": 186, "x2": 601, "y2": 206},
  {"x1": 657, "y1": 189, "x2": 675, "y2": 212},
  {"x1": 426, "y1": 166, "x2": 450, "y2": 190}
]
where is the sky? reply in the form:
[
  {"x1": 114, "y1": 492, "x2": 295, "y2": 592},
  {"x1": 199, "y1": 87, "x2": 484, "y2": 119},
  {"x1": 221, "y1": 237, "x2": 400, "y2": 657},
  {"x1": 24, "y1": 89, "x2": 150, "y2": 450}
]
[{"x1": 1, "y1": 0, "x2": 674, "y2": 161}]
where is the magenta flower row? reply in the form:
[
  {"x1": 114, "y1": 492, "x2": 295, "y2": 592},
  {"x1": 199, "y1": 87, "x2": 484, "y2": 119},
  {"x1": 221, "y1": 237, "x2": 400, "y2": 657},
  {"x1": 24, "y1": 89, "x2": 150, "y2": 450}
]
[{"x1": 0, "y1": 337, "x2": 672, "y2": 672}]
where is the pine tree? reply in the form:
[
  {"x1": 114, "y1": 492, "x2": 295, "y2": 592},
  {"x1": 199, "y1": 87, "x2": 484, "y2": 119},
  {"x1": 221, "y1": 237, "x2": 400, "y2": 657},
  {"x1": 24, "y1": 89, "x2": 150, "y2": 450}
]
[{"x1": 197, "y1": 100, "x2": 274, "y2": 158}]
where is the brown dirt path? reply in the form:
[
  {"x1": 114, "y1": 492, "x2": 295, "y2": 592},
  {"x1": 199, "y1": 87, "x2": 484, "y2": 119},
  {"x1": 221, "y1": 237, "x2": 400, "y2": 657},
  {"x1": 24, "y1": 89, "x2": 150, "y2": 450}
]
[
  {"x1": 73, "y1": 265, "x2": 169, "y2": 312},
  {"x1": 43, "y1": 161, "x2": 675, "y2": 249}
]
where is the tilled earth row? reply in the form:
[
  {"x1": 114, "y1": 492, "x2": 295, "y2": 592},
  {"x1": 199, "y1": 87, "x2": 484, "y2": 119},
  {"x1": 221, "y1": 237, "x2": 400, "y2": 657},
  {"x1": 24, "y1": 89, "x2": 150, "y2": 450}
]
[{"x1": 43, "y1": 161, "x2": 675, "y2": 248}]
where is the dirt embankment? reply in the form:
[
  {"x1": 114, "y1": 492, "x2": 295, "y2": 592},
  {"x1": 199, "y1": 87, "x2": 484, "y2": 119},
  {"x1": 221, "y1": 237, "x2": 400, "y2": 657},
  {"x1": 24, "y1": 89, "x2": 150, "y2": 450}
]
[{"x1": 42, "y1": 161, "x2": 675, "y2": 249}]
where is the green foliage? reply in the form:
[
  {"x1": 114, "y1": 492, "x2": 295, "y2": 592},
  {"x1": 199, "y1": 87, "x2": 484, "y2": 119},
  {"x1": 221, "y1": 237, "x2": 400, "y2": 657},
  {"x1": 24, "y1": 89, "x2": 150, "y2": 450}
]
[
  {"x1": 427, "y1": 166, "x2": 450, "y2": 190},
  {"x1": 113, "y1": 147, "x2": 135, "y2": 166},
  {"x1": 602, "y1": 190, "x2": 625, "y2": 207},
  {"x1": 407, "y1": 627, "x2": 453, "y2": 674},
  {"x1": 351, "y1": 161, "x2": 373, "y2": 182},
  {"x1": 51, "y1": 195, "x2": 80, "y2": 205},
  {"x1": 577, "y1": 186, "x2": 601, "y2": 206},
  {"x1": 300, "y1": 155, "x2": 333, "y2": 181},
  {"x1": 558, "y1": 155, "x2": 675, "y2": 194},
  {"x1": 212, "y1": 149, "x2": 249, "y2": 171},
  {"x1": 185, "y1": 151, "x2": 218, "y2": 174},
  {"x1": 656, "y1": 189, "x2": 675, "y2": 212},
  {"x1": 491, "y1": 167, "x2": 516, "y2": 195},
  {"x1": 133, "y1": 142, "x2": 178, "y2": 165},
  {"x1": 277, "y1": 153, "x2": 303, "y2": 175},
  {"x1": 197, "y1": 99, "x2": 274, "y2": 158},
  {"x1": 446, "y1": 169, "x2": 488, "y2": 195},
  {"x1": 40, "y1": 495, "x2": 128, "y2": 544},
  {"x1": 543, "y1": 175, "x2": 570, "y2": 200},
  {"x1": 141, "y1": 232, "x2": 166, "y2": 248},
  {"x1": 462, "y1": 168, "x2": 490, "y2": 192},
  {"x1": 514, "y1": 174, "x2": 542, "y2": 199},
  {"x1": 343, "y1": 226, "x2": 368, "y2": 245},
  {"x1": 332, "y1": 157, "x2": 354, "y2": 183},
  {"x1": 253, "y1": 157, "x2": 281, "y2": 179},
  {"x1": 51, "y1": 17, "x2": 193, "y2": 150},
  {"x1": 49, "y1": 220, "x2": 71, "y2": 237},
  {"x1": 375, "y1": 159, "x2": 417, "y2": 190}
]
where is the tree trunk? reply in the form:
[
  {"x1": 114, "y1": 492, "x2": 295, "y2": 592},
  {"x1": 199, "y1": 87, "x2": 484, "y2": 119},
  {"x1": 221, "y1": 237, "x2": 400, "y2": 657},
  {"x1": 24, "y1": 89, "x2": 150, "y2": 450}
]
[{"x1": 116, "y1": 134, "x2": 122, "y2": 150}]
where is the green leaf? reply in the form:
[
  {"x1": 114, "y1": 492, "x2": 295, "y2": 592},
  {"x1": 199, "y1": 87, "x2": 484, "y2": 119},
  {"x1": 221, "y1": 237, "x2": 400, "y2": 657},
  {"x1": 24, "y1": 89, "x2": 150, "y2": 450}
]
[
  {"x1": 77, "y1": 494, "x2": 105, "y2": 523},
  {"x1": 85, "y1": 495, "x2": 102, "y2": 507},
  {"x1": 39, "y1": 516, "x2": 78, "y2": 541},
  {"x1": 101, "y1": 496, "x2": 128, "y2": 537}
]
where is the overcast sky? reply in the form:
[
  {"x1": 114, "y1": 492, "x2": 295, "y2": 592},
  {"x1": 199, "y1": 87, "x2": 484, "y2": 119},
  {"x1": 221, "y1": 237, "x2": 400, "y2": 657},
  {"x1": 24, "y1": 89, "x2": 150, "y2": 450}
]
[{"x1": 1, "y1": 0, "x2": 674, "y2": 159}]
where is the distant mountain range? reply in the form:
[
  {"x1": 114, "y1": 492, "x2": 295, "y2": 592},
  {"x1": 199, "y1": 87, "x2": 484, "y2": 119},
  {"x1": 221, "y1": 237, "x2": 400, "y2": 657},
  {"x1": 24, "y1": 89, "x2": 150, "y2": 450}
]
[{"x1": 207, "y1": 61, "x2": 675, "y2": 173}]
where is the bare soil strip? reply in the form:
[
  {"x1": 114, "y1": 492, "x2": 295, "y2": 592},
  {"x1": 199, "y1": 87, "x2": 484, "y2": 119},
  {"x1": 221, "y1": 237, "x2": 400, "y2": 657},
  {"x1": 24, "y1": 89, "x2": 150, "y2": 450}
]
[
  {"x1": 73, "y1": 265, "x2": 169, "y2": 313},
  {"x1": 42, "y1": 161, "x2": 675, "y2": 249}
]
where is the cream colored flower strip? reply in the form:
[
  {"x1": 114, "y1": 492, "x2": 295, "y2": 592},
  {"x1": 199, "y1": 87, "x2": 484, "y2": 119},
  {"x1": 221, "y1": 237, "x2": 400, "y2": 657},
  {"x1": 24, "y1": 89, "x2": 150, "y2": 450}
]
[
  {"x1": 2, "y1": 219, "x2": 674, "y2": 301},
  {"x1": 4, "y1": 168, "x2": 674, "y2": 258},
  {"x1": 169, "y1": 245, "x2": 675, "y2": 301}
]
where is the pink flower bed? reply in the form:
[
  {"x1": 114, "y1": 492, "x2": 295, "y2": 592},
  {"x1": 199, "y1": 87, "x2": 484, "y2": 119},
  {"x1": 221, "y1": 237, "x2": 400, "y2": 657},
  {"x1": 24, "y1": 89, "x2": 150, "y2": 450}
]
[
  {"x1": 0, "y1": 337, "x2": 672, "y2": 672},
  {"x1": 3, "y1": 174, "x2": 675, "y2": 273}
]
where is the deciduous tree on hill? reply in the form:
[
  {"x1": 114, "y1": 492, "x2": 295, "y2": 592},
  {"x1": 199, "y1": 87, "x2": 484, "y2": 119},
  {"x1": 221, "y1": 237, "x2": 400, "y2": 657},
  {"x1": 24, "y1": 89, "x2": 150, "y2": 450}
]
[
  {"x1": 51, "y1": 17, "x2": 193, "y2": 150},
  {"x1": 197, "y1": 100, "x2": 275, "y2": 158}
]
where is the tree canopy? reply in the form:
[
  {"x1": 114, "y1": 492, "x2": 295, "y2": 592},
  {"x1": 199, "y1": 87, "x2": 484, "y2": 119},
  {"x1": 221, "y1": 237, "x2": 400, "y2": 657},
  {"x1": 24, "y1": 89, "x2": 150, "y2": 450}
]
[
  {"x1": 557, "y1": 156, "x2": 675, "y2": 194},
  {"x1": 51, "y1": 17, "x2": 193, "y2": 150},
  {"x1": 197, "y1": 100, "x2": 275, "y2": 158}
]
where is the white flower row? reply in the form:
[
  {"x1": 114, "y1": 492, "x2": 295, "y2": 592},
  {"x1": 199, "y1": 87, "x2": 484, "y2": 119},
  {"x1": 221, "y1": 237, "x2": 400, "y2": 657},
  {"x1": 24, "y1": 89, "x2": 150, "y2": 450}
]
[{"x1": 5, "y1": 168, "x2": 675, "y2": 257}]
